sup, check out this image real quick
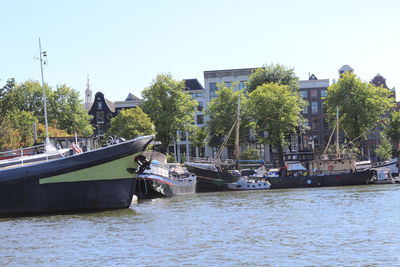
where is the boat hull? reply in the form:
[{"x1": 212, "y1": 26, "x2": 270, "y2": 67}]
[
  {"x1": 0, "y1": 136, "x2": 153, "y2": 217},
  {"x1": 267, "y1": 169, "x2": 375, "y2": 189},
  {"x1": 135, "y1": 175, "x2": 196, "y2": 199},
  {"x1": 185, "y1": 163, "x2": 239, "y2": 192}
]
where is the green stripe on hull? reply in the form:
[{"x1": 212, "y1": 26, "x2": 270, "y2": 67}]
[{"x1": 40, "y1": 155, "x2": 138, "y2": 184}]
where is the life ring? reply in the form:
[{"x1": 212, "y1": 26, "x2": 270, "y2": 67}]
[
  {"x1": 71, "y1": 143, "x2": 83, "y2": 154},
  {"x1": 328, "y1": 165, "x2": 334, "y2": 171}
]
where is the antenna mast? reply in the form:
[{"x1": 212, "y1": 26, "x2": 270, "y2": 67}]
[
  {"x1": 38, "y1": 38, "x2": 49, "y2": 144},
  {"x1": 336, "y1": 106, "x2": 340, "y2": 158}
]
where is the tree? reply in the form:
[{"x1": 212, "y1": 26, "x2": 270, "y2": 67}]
[
  {"x1": 50, "y1": 85, "x2": 93, "y2": 136},
  {"x1": 247, "y1": 63, "x2": 298, "y2": 93},
  {"x1": 205, "y1": 83, "x2": 250, "y2": 150},
  {"x1": 247, "y1": 83, "x2": 305, "y2": 167},
  {"x1": 325, "y1": 72, "x2": 394, "y2": 148},
  {"x1": 240, "y1": 148, "x2": 260, "y2": 160},
  {"x1": 106, "y1": 107, "x2": 155, "y2": 140},
  {"x1": 141, "y1": 74, "x2": 197, "y2": 153},
  {"x1": 0, "y1": 78, "x2": 17, "y2": 125},
  {"x1": 10, "y1": 81, "x2": 93, "y2": 136},
  {"x1": 384, "y1": 111, "x2": 400, "y2": 154},
  {"x1": 375, "y1": 133, "x2": 392, "y2": 161},
  {"x1": 189, "y1": 126, "x2": 208, "y2": 157}
]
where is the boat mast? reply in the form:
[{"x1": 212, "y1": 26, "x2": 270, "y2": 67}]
[
  {"x1": 38, "y1": 38, "x2": 50, "y2": 144},
  {"x1": 234, "y1": 95, "x2": 241, "y2": 161},
  {"x1": 336, "y1": 106, "x2": 340, "y2": 158}
]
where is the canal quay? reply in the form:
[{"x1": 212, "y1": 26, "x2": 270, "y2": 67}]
[{"x1": 1, "y1": 184, "x2": 399, "y2": 266}]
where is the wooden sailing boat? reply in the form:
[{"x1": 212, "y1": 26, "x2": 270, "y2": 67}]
[{"x1": 185, "y1": 97, "x2": 242, "y2": 192}]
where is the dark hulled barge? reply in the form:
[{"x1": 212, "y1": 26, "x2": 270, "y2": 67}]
[{"x1": 0, "y1": 135, "x2": 153, "y2": 217}]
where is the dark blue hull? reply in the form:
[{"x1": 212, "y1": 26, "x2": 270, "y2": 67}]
[{"x1": 267, "y1": 169, "x2": 375, "y2": 189}]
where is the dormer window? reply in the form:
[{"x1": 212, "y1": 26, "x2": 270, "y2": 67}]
[{"x1": 97, "y1": 102, "x2": 102, "y2": 109}]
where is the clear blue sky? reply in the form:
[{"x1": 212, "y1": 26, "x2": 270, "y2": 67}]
[{"x1": 1, "y1": 0, "x2": 399, "y2": 102}]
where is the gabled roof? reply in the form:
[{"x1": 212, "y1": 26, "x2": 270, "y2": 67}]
[
  {"x1": 371, "y1": 73, "x2": 389, "y2": 89},
  {"x1": 125, "y1": 93, "x2": 140, "y2": 101},
  {"x1": 184, "y1": 79, "x2": 204, "y2": 91},
  {"x1": 105, "y1": 98, "x2": 115, "y2": 112}
]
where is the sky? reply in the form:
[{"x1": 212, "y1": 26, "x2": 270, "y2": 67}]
[{"x1": 1, "y1": 0, "x2": 399, "y2": 102}]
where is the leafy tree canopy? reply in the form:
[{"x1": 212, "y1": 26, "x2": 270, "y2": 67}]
[
  {"x1": 205, "y1": 82, "x2": 250, "y2": 148},
  {"x1": 189, "y1": 126, "x2": 208, "y2": 157},
  {"x1": 325, "y1": 72, "x2": 394, "y2": 146},
  {"x1": 106, "y1": 107, "x2": 155, "y2": 140},
  {"x1": 384, "y1": 111, "x2": 400, "y2": 152},
  {"x1": 247, "y1": 83, "x2": 305, "y2": 166},
  {"x1": 141, "y1": 73, "x2": 197, "y2": 153},
  {"x1": 247, "y1": 63, "x2": 298, "y2": 93},
  {"x1": 375, "y1": 133, "x2": 392, "y2": 161}
]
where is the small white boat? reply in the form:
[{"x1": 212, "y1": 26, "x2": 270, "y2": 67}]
[{"x1": 226, "y1": 176, "x2": 271, "y2": 190}]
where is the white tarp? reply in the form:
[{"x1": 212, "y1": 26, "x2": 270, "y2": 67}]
[{"x1": 287, "y1": 162, "x2": 307, "y2": 171}]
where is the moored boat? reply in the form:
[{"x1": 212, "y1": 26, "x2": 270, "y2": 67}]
[
  {"x1": 135, "y1": 152, "x2": 197, "y2": 199},
  {"x1": 0, "y1": 135, "x2": 153, "y2": 217},
  {"x1": 227, "y1": 176, "x2": 271, "y2": 190},
  {"x1": 184, "y1": 160, "x2": 240, "y2": 192}
]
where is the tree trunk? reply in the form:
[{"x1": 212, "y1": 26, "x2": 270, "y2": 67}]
[{"x1": 277, "y1": 142, "x2": 285, "y2": 168}]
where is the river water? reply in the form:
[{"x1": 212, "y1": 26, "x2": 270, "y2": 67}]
[{"x1": 1, "y1": 184, "x2": 400, "y2": 266}]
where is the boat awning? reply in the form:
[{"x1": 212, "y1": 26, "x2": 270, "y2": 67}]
[{"x1": 286, "y1": 162, "x2": 307, "y2": 171}]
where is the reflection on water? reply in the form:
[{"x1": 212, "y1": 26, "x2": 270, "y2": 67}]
[{"x1": 1, "y1": 185, "x2": 400, "y2": 266}]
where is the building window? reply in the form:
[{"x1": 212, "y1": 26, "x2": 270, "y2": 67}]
[
  {"x1": 321, "y1": 89, "x2": 327, "y2": 97},
  {"x1": 195, "y1": 93, "x2": 203, "y2": 97},
  {"x1": 96, "y1": 112, "x2": 104, "y2": 123},
  {"x1": 312, "y1": 118, "x2": 319, "y2": 130},
  {"x1": 302, "y1": 103, "x2": 309, "y2": 114},
  {"x1": 225, "y1": 81, "x2": 231, "y2": 88},
  {"x1": 323, "y1": 118, "x2": 329, "y2": 130},
  {"x1": 311, "y1": 102, "x2": 318, "y2": 114},
  {"x1": 300, "y1": 90, "x2": 308, "y2": 98},
  {"x1": 97, "y1": 102, "x2": 102, "y2": 109},
  {"x1": 197, "y1": 115, "x2": 204, "y2": 124},
  {"x1": 310, "y1": 90, "x2": 318, "y2": 98},
  {"x1": 256, "y1": 144, "x2": 264, "y2": 159},
  {"x1": 197, "y1": 102, "x2": 203, "y2": 111},
  {"x1": 209, "y1": 83, "x2": 217, "y2": 99},
  {"x1": 98, "y1": 124, "x2": 105, "y2": 135},
  {"x1": 304, "y1": 119, "x2": 310, "y2": 128},
  {"x1": 179, "y1": 131, "x2": 186, "y2": 141},
  {"x1": 238, "y1": 81, "x2": 245, "y2": 90}
]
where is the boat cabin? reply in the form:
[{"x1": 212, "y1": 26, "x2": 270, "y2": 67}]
[{"x1": 309, "y1": 156, "x2": 356, "y2": 175}]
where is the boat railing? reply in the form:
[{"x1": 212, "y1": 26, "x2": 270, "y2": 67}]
[
  {"x1": 187, "y1": 157, "x2": 236, "y2": 165},
  {"x1": 0, "y1": 143, "x2": 67, "y2": 168}
]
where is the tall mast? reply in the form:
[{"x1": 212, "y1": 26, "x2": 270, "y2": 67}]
[
  {"x1": 234, "y1": 95, "x2": 241, "y2": 161},
  {"x1": 336, "y1": 106, "x2": 340, "y2": 158},
  {"x1": 38, "y1": 38, "x2": 49, "y2": 144}
]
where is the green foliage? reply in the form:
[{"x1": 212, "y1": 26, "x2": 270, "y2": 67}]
[
  {"x1": 205, "y1": 82, "x2": 250, "y2": 147},
  {"x1": 375, "y1": 133, "x2": 392, "y2": 161},
  {"x1": 8, "y1": 111, "x2": 37, "y2": 147},
  {"x1": 166, "y1": 153, "x2": 175, "y2": 163},
  {"x1": 0, "y1": 79, "x2": 93, "y2": 150},
  {"x1": 240, "y1": 148, "x2": 260, "y2": 160},
  {"x1": 50, "y1": 85, "x2": 93, "y2": 136},
  {"x1": 189, "y1": 126, "x2": 208, "y2": 148},
  {"x1": 247, "y1": 83, "x2": 305, "y2": 166},
  {"x1": 9, "y1": 80, "x2": 93, "y2": 136},
  {"x1": 384, "y1": 111, "x2": 400, "y2": 152},
  {"x1": 141, "y1": 73, "x2": 197, "y2": 153},
  {"x1": 247, "y1": 63, "x2": 298, "y2": 93},
  {"x1": 106, "y1": 107, "x2": 155, "y2": 140},
  {"x1": 325, "y1": 72, "x2": 394, "y2": 146}
]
